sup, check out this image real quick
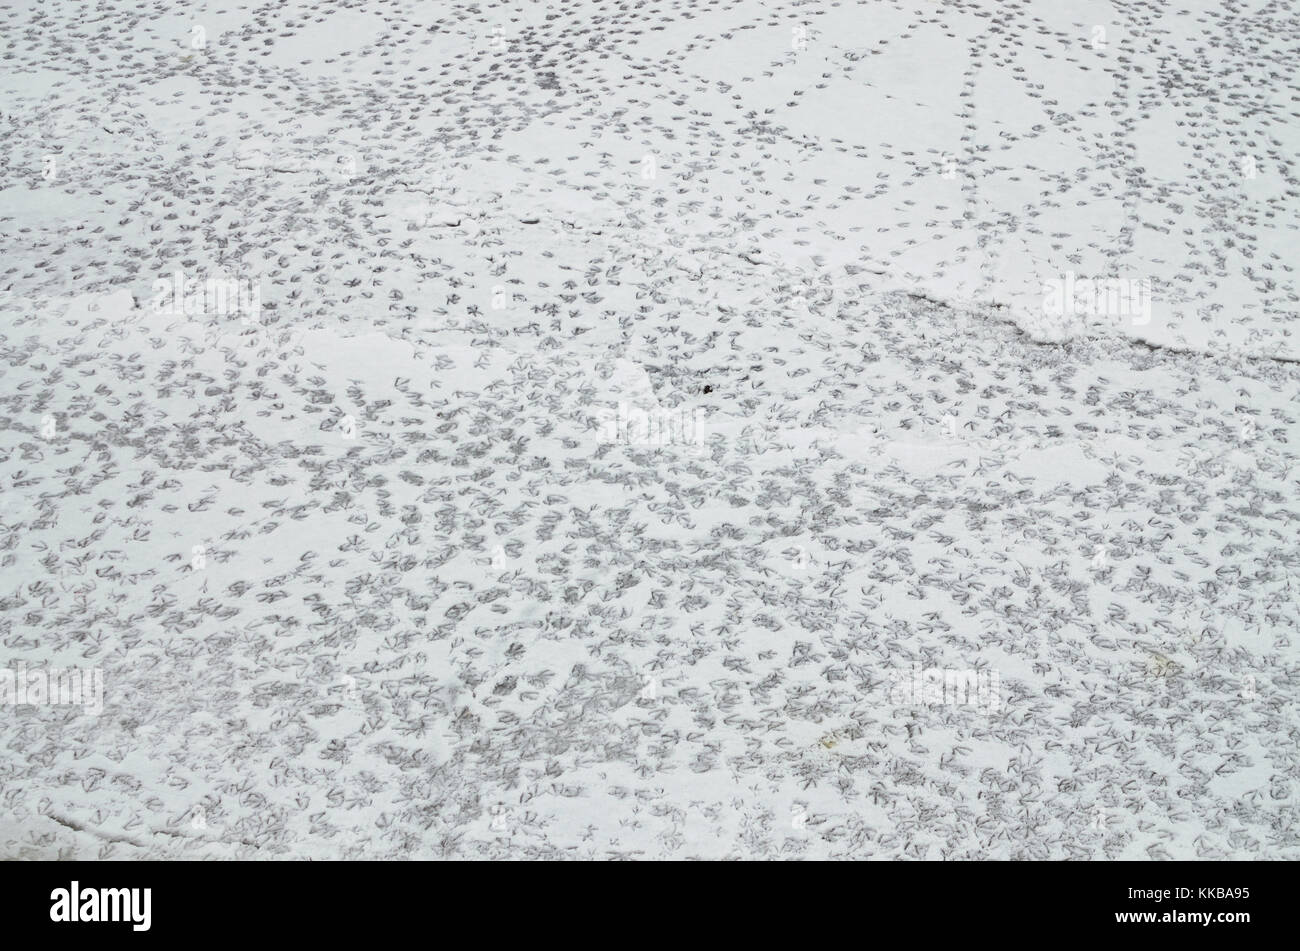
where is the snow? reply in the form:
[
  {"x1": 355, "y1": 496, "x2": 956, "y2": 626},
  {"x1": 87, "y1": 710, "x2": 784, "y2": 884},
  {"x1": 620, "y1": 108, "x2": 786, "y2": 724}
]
[{"x1": 0, "y1": 0, "x2": 1297, "y2": 860}]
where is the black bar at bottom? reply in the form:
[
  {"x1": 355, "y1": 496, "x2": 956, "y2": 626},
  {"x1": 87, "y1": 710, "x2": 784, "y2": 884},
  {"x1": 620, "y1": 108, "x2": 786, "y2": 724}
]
[{"x1": 0, "y1": 860, "x2": 1283, "y2": 940}]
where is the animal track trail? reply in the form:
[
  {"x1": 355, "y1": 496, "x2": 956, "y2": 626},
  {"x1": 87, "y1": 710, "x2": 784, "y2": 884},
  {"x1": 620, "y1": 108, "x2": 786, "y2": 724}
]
[{"x1": 1, "y1": 0, "x2": 1298, "y2": 861}]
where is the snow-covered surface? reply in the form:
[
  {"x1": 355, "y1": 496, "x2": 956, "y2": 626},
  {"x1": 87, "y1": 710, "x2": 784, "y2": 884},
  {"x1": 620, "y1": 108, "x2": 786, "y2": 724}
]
[{"x1": 0, "y1": 0, "x2": 1297, "y2": 859}]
